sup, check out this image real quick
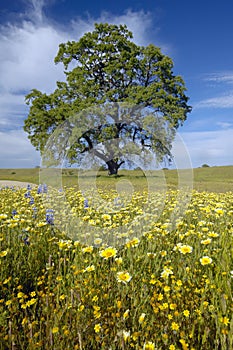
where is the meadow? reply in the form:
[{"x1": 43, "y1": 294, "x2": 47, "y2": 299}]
[
  {"x1": 0, "y1": 165, "x2": 233, "y2": 192},
  {"x1": 0, "y1": 166, "x2": 232, "y2": 349}
]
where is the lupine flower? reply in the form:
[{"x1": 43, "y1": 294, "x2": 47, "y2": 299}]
[
  {"x1": 46, "y1": 209, "x2": 54, "y2": 225},
  {"x1": 37, "y1": 185, "x2": 43, "y2": 194},
  {"x1": 29, "y1": 197, "x2": 34, "y2": 205},
  {"x1": 12, "y1": 209, "x2": 17, "y2": 217},
  {"x1": 24, "y1": 191, "x2": 31, "y2": 198}
]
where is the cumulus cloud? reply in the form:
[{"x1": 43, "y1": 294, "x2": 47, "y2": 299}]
[
  {"x1": 0, "y1": 5, "x2": 155, "y2": 95},
  {"x1": 0, "y1": 22, "x2": 66, "y2": 93},
  {"x1": 0, "y1": 1, "x2": 157, "y2": 167}
]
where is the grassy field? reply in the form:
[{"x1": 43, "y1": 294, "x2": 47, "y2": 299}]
[
  {"x1": 0, "y1": 165, "x2": 232, "y2": 192},
  {"x1": 0, "y1": 165, "x2": 232, "y2": 349}
]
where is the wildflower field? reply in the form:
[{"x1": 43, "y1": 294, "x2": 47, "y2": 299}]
[{"x1": 0, "y1": 182, "x2": 233, "y2": 349}]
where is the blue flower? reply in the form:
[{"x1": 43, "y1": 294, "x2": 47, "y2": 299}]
[
  {"x1": 24, "y1": 191, "x2": 31, "y2": 198},
  {"x1": 23, "y1": 236, "x2": 30, "y2": 245},
  {"x1": 37, "y1": 185, "x2": 43, "y2": 194},
  {"x1": 46, "y1": 209, "x2": 54, "y2": 225},
  {"x1": 84, "y1": 199, "x2": 89, "y2": 209},
  {"x1": 12, "y1": 209, "x2": 17, "y2": 217}
]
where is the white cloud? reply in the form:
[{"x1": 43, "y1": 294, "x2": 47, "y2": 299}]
[
  {"x1": 216, "y1": 121, "x2": 233, "y2": 129},
  {"x1": 0, "y1": 6, "x2": 156, "y2": 95},
  {"x1": 204, "y1": 72, "x2": 233, "y2": 84},
  {"x1": 0, "y1": 93, "x2": 28, "y2": 128},
  {"x1": 0, "y1": 129, "x2": 40, "y2": 167},
  {"x1": 179, "y1": 129, "x2": 233, "y2": 167},
  {"x1": 94, "y1": 10, "x2": 156, "y2": 46},
  {"x1": 0, "y1": 2, "x2": 159, "y2": 167},
  {"x1": 194, "y1": 92, "x2": 233, "y2": 109},
  {"x1": 0, "y1": 22, "x2": 66, "y2": 93}
]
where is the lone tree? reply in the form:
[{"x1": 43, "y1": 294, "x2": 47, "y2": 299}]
[{"x1": 24, "y1": 23, "x2": 191, "y2": 174}]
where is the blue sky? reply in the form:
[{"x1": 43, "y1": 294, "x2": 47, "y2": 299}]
[{"x1": 0, "y1": 0, "x2": 232, "y2": 168}]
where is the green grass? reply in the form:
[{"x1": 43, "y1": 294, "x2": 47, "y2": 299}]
[{"x1": 0, "y1": 165, "x2": 232, "y2": 192}]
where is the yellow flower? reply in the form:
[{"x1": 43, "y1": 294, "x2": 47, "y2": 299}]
[
  {"x1": 117, "y1": 271, "x2": 132, "y2": 284},
  {"x1": 94, "y1": 238, "x2": 102, "y2": 245},
  {"x1": 117, "y1": 300, "x2": 122, "y2": 309},
  {"x1": 200, "y1": 256, "x2": 212, "y2": 265},
  {"x1": 52, "y1": 327, "x2": 59, "y2": 334},
  {"x1": 82, "y1": 246, "x2": 93, "y2": 253},
  {"x1": 37, "y1": 222, "x2": 47, "y2": 227},
  {"x1": 17, "y1": 292, "x2": 24, "y2": 298},
  {"x1": 125, "y1": 237, "x2": 140, "y2": 248},
  {"x1": 139, "y1": 313, "x2": 146, "y2": 323},
  {"x1": 123, "y1": 309, "x2": 130, "y2": 319},
  {"x1": 26, "y1": 298, "x2": 37, "y2": 307},
  {"x1": 115, "y1": 257, "x2": 123, "y2": 265},
  {"x1": 0, "y1": 214, "x2": 7, "y2": 219},
  {"x1": 84, "y1": 265, "x2": 95, "y2": 272},
  {"x1": 5, "y1": 300, "x2": 12, "y2": 306},
  {"x1": 161, "y1": 267, "x2": 173, "y2": 279},
  {"x1": 158, "y1": 293, "x2": 163, "y2": 301},
  {"x1": 93, "y1": 305, "x2": 101, "y2": 319},
  {"x1": 169, "y1": 303, "x2": 177, "y2": 310},
  {"x1": 99, "y1": 246, "x2": 117, "y2": 259},
  {"x1": 183, "y1": 310, "x2": 190, "y2": 317},
  {"x1": 179, "y1": 339, "x2": 189, "y2": 350},
  {"x1": 94, "y1": 323, "x2": 101, "y2": 333},
  {"x1": 215, "y1": 208, "x2": 224, "y2": 215},
  {"x1": 22, "y1": 317, "x2": 27, "y2": 325},
  {"x1": 178, "y1": 244, "x2": 193, "y2": 254},
  {"x1": 143, "y1": 341, "x2": 155, "y2": 350},
  {"x1": 208, "y1": 232, "x2": 219, "y2": 238},
  {"x1": 123, "y1": 330, "x2": 130, "y2": 341},
  {"x1": 101, "y1": 214, "x2": 111, "y2": 221},
  {"x1": 201, "y1": 238, "x2": 212, "y2": 245},
  {"x1": 171, "y1": 322, "x2": 179, "y2": 331},
  {"x1": 219, "y1": 316, "x2": 230, "y2": 326},
  {"x1": 78, "y1": 305, "x2": 84, "y2": 312},
  {"x1": 169, "y1": 345, "x2": 176, "y2": 350},
  {"x1": 160, "y1": 250, "x2": 167, "y2": 257},
  {"x1": 0, "y1": 250, "x2": 8, "y2": 257}
]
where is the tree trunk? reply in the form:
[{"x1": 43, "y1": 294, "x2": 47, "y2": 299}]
[{"x1": 106, "y1": 159, "x2": 124, "y2": 175}]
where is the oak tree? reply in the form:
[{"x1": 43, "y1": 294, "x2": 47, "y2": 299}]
[{"x1": 24, "y1": 23, "x2": 191, "y2": 174}]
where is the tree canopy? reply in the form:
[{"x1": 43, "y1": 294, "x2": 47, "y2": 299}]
[{"x1": 24, "y1": 23, "x2": 191, "y2": 174}]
